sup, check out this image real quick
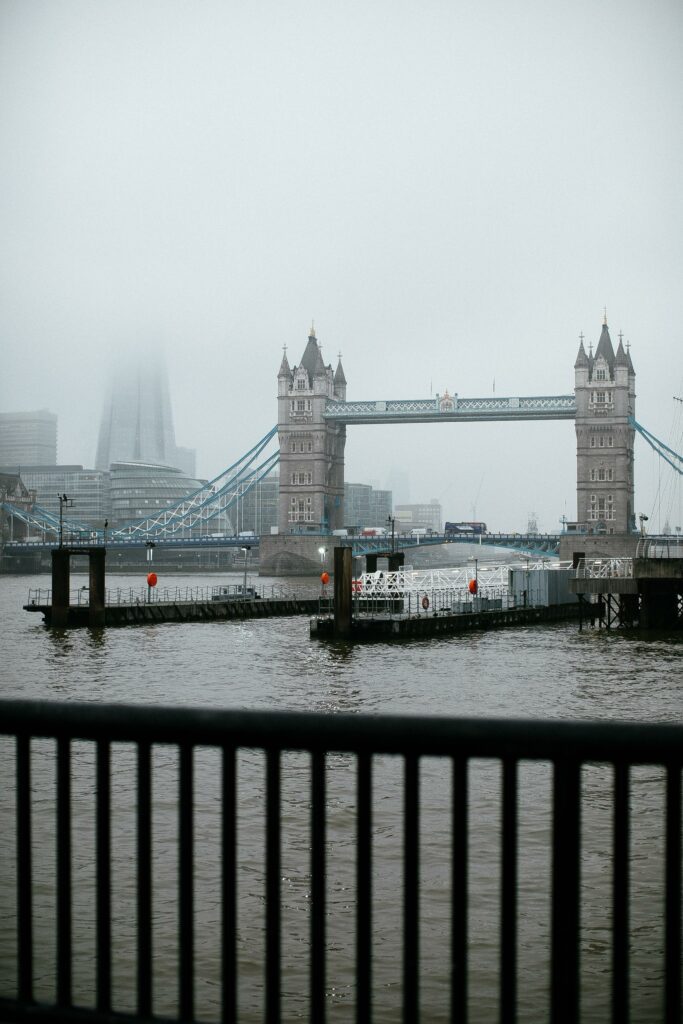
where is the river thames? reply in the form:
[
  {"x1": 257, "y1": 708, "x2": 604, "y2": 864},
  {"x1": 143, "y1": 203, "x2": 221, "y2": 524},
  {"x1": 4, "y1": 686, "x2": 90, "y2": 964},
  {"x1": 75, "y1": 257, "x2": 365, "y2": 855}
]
[{"x1": 0, "y1": 570, "x2": 681, "y2": 1023}]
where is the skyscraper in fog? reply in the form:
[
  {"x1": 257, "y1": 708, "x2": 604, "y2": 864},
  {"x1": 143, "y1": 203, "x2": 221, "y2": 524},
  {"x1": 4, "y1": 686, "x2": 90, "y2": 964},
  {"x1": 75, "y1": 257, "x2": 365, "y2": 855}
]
[{"x1": 95, "y1": 354, "x2": 186, "y2": 471}]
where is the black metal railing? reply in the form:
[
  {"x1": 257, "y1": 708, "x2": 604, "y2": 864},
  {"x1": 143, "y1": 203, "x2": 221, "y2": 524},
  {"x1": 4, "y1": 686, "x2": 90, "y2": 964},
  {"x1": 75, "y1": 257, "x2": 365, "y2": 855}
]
[{"x1": 0, "y1": 700, "x2": 680, "y2": 1023}]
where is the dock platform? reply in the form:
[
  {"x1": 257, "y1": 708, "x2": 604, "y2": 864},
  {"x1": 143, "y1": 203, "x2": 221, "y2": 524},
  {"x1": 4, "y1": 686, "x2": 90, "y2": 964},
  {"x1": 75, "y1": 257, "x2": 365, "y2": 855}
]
[{"x1": 311, "y1": 601, "x2": 582, "y2": 640}]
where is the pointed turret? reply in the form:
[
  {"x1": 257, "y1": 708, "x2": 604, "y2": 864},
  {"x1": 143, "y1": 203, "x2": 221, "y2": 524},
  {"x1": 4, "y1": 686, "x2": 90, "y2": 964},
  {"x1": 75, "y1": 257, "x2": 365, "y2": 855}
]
[
  {"x1": 593, "y1": 321, "x2": 616, "y2": 377},
  {"x1": 300, "y1": 326, "x2": 321, "y2": 384},
  {"x1": 574, "y1": 339, "x2": 589, "y2": 369},
  {"x1": 278, "y1": 347, "x2": 291, "y2": 378},
  {"x1": 626, "y1": 342, "x2": 635, "y2": 376},
  {"x1": 334, "y1": 355, "x2": 347, "y2": 400},
  {"x1": 615, "y1": 338, "x2": 629, "y2": 369}
]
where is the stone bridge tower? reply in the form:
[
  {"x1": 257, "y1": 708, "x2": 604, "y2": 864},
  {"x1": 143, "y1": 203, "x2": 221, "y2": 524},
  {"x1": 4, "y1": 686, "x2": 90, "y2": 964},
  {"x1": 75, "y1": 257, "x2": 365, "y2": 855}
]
[
  {"x1": 574, "y1": 318, "x2": 636, "y2": 533},
  {"x1": 277, "y1": 327, "x2": 347, "y2": 534}
]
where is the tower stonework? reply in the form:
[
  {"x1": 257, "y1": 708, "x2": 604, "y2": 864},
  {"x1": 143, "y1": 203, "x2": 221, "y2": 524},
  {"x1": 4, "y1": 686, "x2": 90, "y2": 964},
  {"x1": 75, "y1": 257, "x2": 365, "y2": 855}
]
[
  {"x1": 277, "y1": 328, "x2": 347, "y2": 534},
  {"x1": 574, "y1": 320, "x2": 636, "y2": 534}
]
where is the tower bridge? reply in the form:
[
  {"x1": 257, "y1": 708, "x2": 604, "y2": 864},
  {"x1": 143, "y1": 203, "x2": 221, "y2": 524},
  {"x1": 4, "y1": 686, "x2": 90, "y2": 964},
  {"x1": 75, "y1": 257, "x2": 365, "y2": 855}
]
[
  {"x1": 275, "y1": 319, "x2": 637, "y2": 539},
  {"x1": 3, "y1": 317, "x2": 683, "y2": 576}
]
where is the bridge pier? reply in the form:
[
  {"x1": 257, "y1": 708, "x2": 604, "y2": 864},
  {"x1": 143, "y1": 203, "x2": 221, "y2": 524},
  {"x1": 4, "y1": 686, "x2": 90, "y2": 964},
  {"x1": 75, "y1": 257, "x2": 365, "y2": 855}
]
[
  {"x1": 51, "y1": 549, "x2": 71, "y2": 628},
  {"x1": 50, "y1": 546, "x2": 107, "y2": 627},
  {"x1": 88, "y1": 548, "x2": 106, "y2": 627}
]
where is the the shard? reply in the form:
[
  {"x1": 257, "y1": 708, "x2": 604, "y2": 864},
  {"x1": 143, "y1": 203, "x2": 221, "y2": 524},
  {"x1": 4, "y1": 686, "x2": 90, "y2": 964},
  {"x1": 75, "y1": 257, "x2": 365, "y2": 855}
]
[{"x1": 95, "y1": 353, "x2": 180, "y2": 471}]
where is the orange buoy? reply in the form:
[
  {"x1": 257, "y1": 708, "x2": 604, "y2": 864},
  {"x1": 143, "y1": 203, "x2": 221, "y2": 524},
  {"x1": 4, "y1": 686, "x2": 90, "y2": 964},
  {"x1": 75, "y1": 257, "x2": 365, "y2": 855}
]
[
  {"x1": 147, "y1": 572, "x2": 158, "y2": 587},
  {"x1": 320, "y1": 571, "x2": 330, "y2": 585},
  {"x1": 468, "y1": 578, "x2": 478, "y2": 594}
]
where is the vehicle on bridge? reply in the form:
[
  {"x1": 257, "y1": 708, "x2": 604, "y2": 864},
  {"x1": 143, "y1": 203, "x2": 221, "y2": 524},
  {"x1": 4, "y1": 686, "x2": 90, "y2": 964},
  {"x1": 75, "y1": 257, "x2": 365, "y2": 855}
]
[{"x1": 445, "y1": 521, "x2": 487, "y2": 536}]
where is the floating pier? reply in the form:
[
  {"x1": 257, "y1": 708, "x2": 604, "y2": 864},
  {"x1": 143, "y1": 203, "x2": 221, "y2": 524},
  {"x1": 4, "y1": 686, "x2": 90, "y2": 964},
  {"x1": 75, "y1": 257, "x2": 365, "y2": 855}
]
[
  {"x1": 311, "y1": 601, "x2": 581, "y2": 640},
  {"x1": 25, "y1": 592, "x2": 322, "y2": 627},
  {"x1": 23, "y1": 547, "x2": 325, "y2": 627}
]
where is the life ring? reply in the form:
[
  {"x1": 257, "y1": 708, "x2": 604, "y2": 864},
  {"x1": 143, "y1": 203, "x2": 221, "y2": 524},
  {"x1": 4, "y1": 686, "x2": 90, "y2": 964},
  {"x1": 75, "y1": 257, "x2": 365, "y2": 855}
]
[
  {"x1": 352, "y1": 579, "x2": 361, "y2": 593},
  {"x1": 421, "y1": 594, "x2": 430, "y2": 610}
]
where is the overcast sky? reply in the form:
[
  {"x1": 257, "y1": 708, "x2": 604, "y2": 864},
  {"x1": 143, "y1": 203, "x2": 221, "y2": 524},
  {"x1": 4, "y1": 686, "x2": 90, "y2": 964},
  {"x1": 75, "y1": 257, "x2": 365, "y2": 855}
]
[{"x1": 1, "y1": 0, "x2": 682, "y2": 532}]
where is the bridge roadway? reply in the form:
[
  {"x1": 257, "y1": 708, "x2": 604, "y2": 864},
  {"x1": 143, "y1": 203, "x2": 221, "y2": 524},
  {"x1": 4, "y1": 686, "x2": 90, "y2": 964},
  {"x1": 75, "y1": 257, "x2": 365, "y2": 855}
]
[{"x1": 3, "y1": 532, "x2": 563, "y2": 556}]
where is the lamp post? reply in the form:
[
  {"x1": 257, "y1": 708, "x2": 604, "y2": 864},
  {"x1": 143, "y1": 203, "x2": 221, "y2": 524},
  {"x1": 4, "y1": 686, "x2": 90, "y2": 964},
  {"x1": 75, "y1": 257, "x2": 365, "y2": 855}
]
[
  {"x1": 639, "y1": 514, "x2": 649, "y2": 537},
  {"x1": 58, "y1": 493, "x2": 73, "y2": 548},
  {"x1": 386, "y1": 515, "x2": 396, "y2": 553},
  {"x1": 241, "y1": 545, "x2": 251, "y2": 594},
  {"x1": 318, "y1": 546, "x2": 327, "y2": 566}
]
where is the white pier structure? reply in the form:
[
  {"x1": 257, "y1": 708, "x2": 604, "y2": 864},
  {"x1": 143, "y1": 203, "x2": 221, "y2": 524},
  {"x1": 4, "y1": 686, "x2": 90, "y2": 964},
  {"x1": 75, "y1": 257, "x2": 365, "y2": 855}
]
[{"x1": 355, "y1": 561, "x2": 573, "y2": 604}]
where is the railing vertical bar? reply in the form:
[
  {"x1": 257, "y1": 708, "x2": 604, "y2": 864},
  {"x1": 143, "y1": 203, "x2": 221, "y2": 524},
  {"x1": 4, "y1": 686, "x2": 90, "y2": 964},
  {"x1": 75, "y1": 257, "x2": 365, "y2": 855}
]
[
  {"x1": 311, "y1": 751, "x2": 326, "y2": 1022},
  {"x1": 179, "y1": 743, "x2": 194, "y2": 1021},
  {"x1": 266, "y1": 749, "x2": 281, "y2": 1024},
  {"x1": 501, "y1": 758, "x2": 517, "y2": 1024},
  {"x1": 17, "y1": 734, "x2": 33, "y2": 1003},
  {"x1": 137, "y1": 741, "x2": 152, "y2": 1017},
  {"x1": 665, "y1": 763, "x2": 681, "y2": 1024},
  {"x1": 403, "y1": 753, "x2": 419, "y2": 1024},
  {"x1": 612, "y1": 763, "x2": 629, "y2": 1023},
  {"x1": 222, "y1": 745, "x2": 237, "y2": 1024},
  {"x1": 96, "y1": 740, "x2": 112, "y2": 1012},
  {"x1": 551, "y1": 761, "x2": 580, "y2": 1024},
  {"x1": 356, "y1": 753, "x2": 373, "y2": 1024},
  {"x1": 56, "y1": 736, "x2": 72, "y2": 1007},
  {"x1": 451, "y1": 756, "x2": 468, "y2": 1024}
]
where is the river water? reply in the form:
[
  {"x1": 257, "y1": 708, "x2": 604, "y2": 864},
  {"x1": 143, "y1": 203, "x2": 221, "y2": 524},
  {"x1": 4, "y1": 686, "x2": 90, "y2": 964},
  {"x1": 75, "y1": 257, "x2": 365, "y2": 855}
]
[{"x1": 0, "y1": 570, "x2": 680, "y2": 1023}]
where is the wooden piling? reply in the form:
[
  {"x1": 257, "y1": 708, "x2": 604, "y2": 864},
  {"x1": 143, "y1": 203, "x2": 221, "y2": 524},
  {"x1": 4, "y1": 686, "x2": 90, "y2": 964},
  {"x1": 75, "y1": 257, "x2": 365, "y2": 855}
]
[{"x1": 333, "y1": 547, "x2": 353, "y2": 638}]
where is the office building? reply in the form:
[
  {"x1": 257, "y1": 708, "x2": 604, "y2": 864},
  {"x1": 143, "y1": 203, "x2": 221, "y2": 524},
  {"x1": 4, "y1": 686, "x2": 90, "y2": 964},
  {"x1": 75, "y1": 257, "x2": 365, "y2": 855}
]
[
  {"x1": 0, "y1": 410, "x2": 57, "y2": 466},
  {"x1": 394, "y1": 499, "x2": 442, "y2": 532},
  {"x1": 344, "y1": 482, "x2": 393, "y2": 531},
  {"x1": 108, "y1": 462, "x2": 204, "y2": 527}
]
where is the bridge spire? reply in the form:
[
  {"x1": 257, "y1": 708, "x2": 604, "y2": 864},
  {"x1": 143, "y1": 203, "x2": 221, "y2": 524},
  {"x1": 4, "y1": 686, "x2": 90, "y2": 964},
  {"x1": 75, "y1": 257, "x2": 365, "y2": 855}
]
[
  {"x1": 574, "y1": 334, "x2": 589, "y2": 369},
  {"x1": 278, "y1": 345, "x2": 291, "y2": 378}
]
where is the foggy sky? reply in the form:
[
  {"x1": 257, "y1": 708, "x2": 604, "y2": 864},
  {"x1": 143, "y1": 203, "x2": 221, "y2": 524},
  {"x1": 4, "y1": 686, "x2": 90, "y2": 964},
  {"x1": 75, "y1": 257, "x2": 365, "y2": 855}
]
[{"x1": 1, "y1": 0, "x2": 682, "y2": 532}]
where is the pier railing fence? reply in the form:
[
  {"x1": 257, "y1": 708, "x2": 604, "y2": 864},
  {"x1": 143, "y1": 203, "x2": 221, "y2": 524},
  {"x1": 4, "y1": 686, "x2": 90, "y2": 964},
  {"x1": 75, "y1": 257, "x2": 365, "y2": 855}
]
[{"x1": 0, "y1": 700, "x2": 680, "y2": 1024}]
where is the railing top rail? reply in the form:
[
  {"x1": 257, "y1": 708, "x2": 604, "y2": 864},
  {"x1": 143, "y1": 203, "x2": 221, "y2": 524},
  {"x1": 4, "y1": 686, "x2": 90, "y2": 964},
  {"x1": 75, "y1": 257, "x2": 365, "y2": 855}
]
[{"x1": 1, "y1": 699, "x2": 680, "y2": 764}]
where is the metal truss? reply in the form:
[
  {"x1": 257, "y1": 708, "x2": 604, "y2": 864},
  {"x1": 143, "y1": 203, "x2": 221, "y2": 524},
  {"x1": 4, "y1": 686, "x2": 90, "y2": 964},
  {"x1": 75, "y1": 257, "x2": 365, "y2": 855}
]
[
  {"x1": 0, "y1": 501, "x2": 91, "y2": 539},
  {"x1": 324, "y1": 395, "x2": 577, "y2": 424},
  {"x1": 112, "y1": 432, "x2": 280, "y2": 539}
]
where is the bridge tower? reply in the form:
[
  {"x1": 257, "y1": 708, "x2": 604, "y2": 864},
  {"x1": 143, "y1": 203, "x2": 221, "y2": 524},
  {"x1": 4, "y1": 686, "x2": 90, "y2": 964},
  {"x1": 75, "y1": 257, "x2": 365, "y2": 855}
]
[
  {"x1": 574, "y1": 318, "x2": 636, "y2": 533},
  {"x1": 277, "y1": 327, "x2": 347, "y2": 534}
]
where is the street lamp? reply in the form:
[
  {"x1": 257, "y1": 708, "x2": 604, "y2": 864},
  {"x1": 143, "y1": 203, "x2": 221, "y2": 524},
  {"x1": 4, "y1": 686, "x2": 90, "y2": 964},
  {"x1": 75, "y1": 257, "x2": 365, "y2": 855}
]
[
  {"x1": 318, "y1": 546, "x2": 327, "y2": 564},
  {"x1": 639, "y1": 514, "x2": 649, "y2": 536},
  {"x1": 241, "y1": 545, "x2": 251, "y2": 595},
  {"x1": 386, "y1": 515, "x2": 396, "y2": 553},
  {"x1": 58, "y1": 493, "x2": 73, "y2": 548}
]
